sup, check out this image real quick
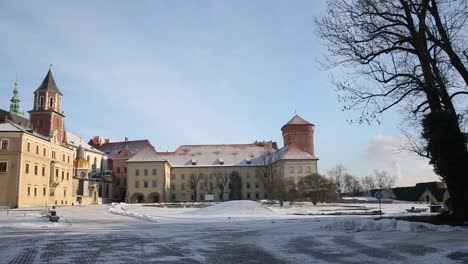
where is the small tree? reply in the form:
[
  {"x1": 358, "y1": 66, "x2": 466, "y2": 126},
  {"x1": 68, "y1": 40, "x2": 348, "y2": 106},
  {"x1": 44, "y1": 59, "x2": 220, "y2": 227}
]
[
  {"x1": 214, "y1": 171, "x2": 228, "y2": 201},
  {"x1": 188, "y1": 173, "x2": 202, "y2": 202},
  {"x1": 298, "y1": 173, "x2": 338, "y2": 205},
  {"x1": 203, "y1": 174, "x2": 215, "y2": 195}
]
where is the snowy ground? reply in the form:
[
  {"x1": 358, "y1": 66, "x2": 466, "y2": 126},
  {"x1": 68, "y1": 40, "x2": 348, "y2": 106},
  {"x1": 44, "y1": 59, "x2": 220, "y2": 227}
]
[{"x1": 0, "y1": 201, "x2": 467, "y2": 263}]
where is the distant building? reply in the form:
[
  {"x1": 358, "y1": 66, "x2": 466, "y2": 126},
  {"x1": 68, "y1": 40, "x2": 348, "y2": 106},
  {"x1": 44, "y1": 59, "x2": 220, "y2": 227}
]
[
  {"x1": 369, "y1": 181, "x2": 450, "y2": 203},
  {"x1": 124, "y1": 115, "x2": 319, "y2": 203}
]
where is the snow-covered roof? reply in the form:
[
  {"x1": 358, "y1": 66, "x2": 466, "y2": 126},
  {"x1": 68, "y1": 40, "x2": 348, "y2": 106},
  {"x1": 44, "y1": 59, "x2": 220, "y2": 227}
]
[
  {"x1": 66, "y1": 132, "x2": 105, "y2": 155},
  {"x1": 0, "y1": 122, "x2": 25, "y2": 132},
  {"x1": 127, "y1": 145, "x2": 166, "y2": 162},
  {"x1": 157, "y1": 144, "x2": 271, "y2": 167},
  {"x1": 275, "y1": 143, "x2": 317, "y2": 160}
]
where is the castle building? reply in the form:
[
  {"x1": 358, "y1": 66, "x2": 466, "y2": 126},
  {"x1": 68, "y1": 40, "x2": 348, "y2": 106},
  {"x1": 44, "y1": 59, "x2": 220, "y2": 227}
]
[
  {"x1": 0, "y1": 70, "x2": 112, "y2": 207},
  {"x1": 89, "y1": 137, "x2": 151, "y2": 202},
  {"x1": 125, "y1": 115, "x2": 319, "y2": 203}
]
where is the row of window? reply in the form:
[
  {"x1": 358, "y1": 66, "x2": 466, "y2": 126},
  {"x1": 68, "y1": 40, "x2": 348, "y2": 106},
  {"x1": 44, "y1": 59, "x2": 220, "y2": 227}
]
[
  {"x1": 26, "y1": 141, "x2": 72, "y2": 164},
  {"x1": 135, "y1": 168, "x2": 157, "y2": 176},
  {"x1": 289, "y1": 166, "x2": 312, "y2": 174},
  {"x1": 134, "y1": 180, "x2": 158, "y2": 188},
  {"x1": 27, "y1": 186, "x2": 67, "y2": 197},
  {"x1": 25, "y1": 163, "x2": 70, "y2": 181},
  {"x1": 114, "y1": 179, "x2": 127, "y2": 186},
  {"x1": 170, "y1": 172, "x2": 259, "y2": 181}
]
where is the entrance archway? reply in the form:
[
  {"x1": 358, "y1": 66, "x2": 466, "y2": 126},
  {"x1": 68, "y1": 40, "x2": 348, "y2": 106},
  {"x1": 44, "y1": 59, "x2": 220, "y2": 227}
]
[
  {"x1": 147, "y1": 192, "x2": 160, "y2": 203},
  {"x1": 130, "y1": 193, "x2": 145, "y2": 203}
]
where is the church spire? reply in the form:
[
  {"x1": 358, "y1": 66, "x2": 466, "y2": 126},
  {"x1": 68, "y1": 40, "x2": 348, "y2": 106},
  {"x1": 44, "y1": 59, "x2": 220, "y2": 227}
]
[{"x1": 9, "y1": 79, "x2": 23, "y2": 116}]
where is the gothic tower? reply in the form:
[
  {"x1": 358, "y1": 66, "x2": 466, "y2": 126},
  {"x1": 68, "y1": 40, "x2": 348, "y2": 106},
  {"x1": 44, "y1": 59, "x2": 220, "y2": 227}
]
[
  {"x1": 281, "y1": 115, "x2": 315, "y2": 156},
  {"x1": 29, "y1": 69, "x2": 66, "y2": 143},
  {"x1": 9, "y1": 80, "x2": 23, "y2": 116}
]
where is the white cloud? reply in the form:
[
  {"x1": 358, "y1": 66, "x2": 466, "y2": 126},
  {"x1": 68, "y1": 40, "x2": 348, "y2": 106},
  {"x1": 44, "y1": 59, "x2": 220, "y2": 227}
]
[{"x1": 362, "y1": 134, "x2": 439, "y2": 187}]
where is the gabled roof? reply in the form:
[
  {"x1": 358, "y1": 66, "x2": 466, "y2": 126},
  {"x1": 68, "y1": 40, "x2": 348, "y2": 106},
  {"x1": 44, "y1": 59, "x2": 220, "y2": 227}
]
[
  {"x1": 281, "y1": 115, "x2": 314, "y2": 130},
  {"x1": 0, "y1": 109, "x2": 30, "y2": 128},
  {"x1": 35, "y1": 69, "x2": 63, "y2": 95},
  {"x1": 127, "y1": 145, "x2": 166, "y2": 162},
  {"x1": 0, "y1": 122, "x2": 26, "y2": 132},
  {"x1": 66, "y1": 132, "x2": 105, "y2": 155},
  {"x1": 91, "y1": 139, "x2": 152, "y2": 159}
]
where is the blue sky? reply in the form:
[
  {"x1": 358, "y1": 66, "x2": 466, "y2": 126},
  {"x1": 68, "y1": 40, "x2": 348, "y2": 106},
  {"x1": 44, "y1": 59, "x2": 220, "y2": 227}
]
[{"x1": 0, "y1": 0, "x2": 438, "y2": 186}]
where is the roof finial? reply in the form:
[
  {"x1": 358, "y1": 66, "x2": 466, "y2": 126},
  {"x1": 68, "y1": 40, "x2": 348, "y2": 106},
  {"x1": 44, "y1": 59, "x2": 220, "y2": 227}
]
[
  {"x1": 294, "y1": 109, "x2": 297, "y2": 115},
  {"x1": 49, "y1": 64, "x2": 53, "y2": 70}
]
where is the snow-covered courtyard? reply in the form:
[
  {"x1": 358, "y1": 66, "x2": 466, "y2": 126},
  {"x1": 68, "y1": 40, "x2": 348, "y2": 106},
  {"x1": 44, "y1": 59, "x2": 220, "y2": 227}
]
[{"x1": 0, "y1": 201, "x2": 467, "y2": 263}]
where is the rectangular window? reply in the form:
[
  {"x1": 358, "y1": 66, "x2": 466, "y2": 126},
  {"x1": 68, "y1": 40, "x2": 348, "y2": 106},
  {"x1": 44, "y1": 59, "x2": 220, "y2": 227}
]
[
  {"x1": 124, "y1": 167, "x2": 127, "y2": 173},
  {"x1": 62, "y1": 171, "x2": 64, "y2": 181},
  {"x1": 298, "y1": 166, "x2": 303, "y2": 173},
  {"x1": 52, "y1": 151, "x2": 56, "y2": 159},
  {"x1": 181, "y1": 174, "x2": 185, "y2": 180},
  {"x1": 144, "y1": 181, "x2": 148, "y2": 188},
  {"x1": 255, "y1": 183, "x2": 259, "y2": 189},
  {"x1": 255, "y1": 193, "x2": 260, "y2": 199},
  {"x1": 43, "y1": 187, "x2": 46, "y2": 196},
  {"x1": 56, "y1": 169, "x2": 59, "y2": 178},
  {"x1": 34, "y1": 165, "x2": 38, "y2": 175},
  {"x1": 0, "y1": 162, "x2": 7, "y2": 173},
  {"x1": 117, "y1": 167, "x2": 120, "y2": 173},
  {"x1": 171, "y1": 174, "x2": 175, "y2": 180},
  {"x1": 36, "y1": 145, "x2": 39, "y2": 154},
  {"x1": 135, "y1": 169, "x2": 140, "y2": 176},
  {"x1": 27, "y1": 187, "x2": 31, "y2": 196},
  {"x1": 152, "y1": 180, "x2": 157, "y2": 188},
  {"x1": 135, "y1": 181, "x2": 140, "y2": 188},
  {"x1": 66, "y1": 172, "x2": 69, "y2": 180},
  {"x1": 152, "y1": 169, "x2": 157, "y2": 175},
  {"x1": 289, "y1": 167, "x2": 294, "y2": 173},
  {"x1": 247, "y1": 193, "x2": 251, "y2": 199},
  {"x1": 62, "y1": 154, "x2": 65, "y2": 162},
  {"x1": 144, "y1": 169, "x2": 148, "y2": 176},
  {"x1": 43, "y1": 148, "x2": 46, "y2": 157},
  {"x1": 306, "y1": 166, "x2": 311, "y2": 173},
  {"x1": 64, "y1": 189, "x2": 66, "y2": 197},
  {"x1": 1, "y1": 139, "x2": 8, "y2": 150},
  {"x1": 171, "y1": 184, "x2": 176, "y2": 191},
  {"x1": 27, "y1": 142, "x2": 31, "y2": 151},
  {"x1": 25, "y1": 163, "x2": 30, "y2": 173},
  {"x1": 115, "y1": 179, "x2": 121, "y2": 186},
  {"x1": 42, "y1": 167, "x2": 46, "y2": 176},
  {"x1": 34, "y1": 188, "x2": 37, "y2": 196},
  {"x1": 181, "y1": 183, "x2": 185, "y2": 190},
  {"x1": 246, "y1": 183, "x2": 251, "y2": 189}
]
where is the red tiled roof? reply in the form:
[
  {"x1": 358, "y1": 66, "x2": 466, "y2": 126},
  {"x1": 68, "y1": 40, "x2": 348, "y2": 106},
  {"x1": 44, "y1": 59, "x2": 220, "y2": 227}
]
[{"x1": 281, "y1": 115, "x2": 314, "y2": 130}]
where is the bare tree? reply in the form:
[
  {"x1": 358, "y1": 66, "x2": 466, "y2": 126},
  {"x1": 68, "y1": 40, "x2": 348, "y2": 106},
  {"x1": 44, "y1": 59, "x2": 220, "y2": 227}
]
[
  {"x1": 188, "y1": 173, "x2": 202, "y2": 202},
  {"x1": 256, "y1": 150, "x2": 280, "y2": 200},
  {"x1": 298, "y1": 173, "x2": 339, "y2": 205},
  {"x1": 203, "y1": 174, "x2": 215, "y2": 195},
  {"x1": 361, "y1": 176, "x2": 377, "y2": 191},
  {"x1": 214, "y1": 171, "x2": 228, "y2": 201},
  {"x1": 342, "y1": 173, "x2": 363, "y2": 194},
  {"x1": 316, "y1": 0, "x2": 468, "y2": 219},
  {"x1": 373, "y1": 169, "x2": 396, "y2": 189},
  {"x1": 327, "y1": 164, "x2": 347, "y2": 193},
  {"x1": 273, "y1": 176, "x2": 298, "y2": 206}
]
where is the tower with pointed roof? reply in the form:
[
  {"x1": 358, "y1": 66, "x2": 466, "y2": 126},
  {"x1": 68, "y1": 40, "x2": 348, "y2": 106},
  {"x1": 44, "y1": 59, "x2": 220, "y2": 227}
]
[
  {"x1": 29, "y1": 69, "x2": 66, "y2": 143},
  {"x1": 281, "y1": 115, "x2": 315, "y2": 156},
  {"x1": 9, "y1": 80, "x2": 23, "y2": 116}
]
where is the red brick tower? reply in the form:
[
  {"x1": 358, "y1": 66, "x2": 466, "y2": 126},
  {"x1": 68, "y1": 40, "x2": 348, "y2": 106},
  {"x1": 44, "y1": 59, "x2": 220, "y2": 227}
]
[
  {"x1": 29, "y1": 69, "x2": 66, "y2": 143},
  {"x1": 281, "y1": 115, "x2": 315, "y2": 156}
]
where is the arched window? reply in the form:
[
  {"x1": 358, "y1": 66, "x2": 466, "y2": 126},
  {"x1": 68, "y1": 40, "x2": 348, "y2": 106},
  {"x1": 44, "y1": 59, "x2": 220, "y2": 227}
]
[
  {"x1": 49, "y1": 97, "x2": 54, "y2": 107},
  {"x1": 39, "y1": 96, "x2": 45, "y2": 106}
]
